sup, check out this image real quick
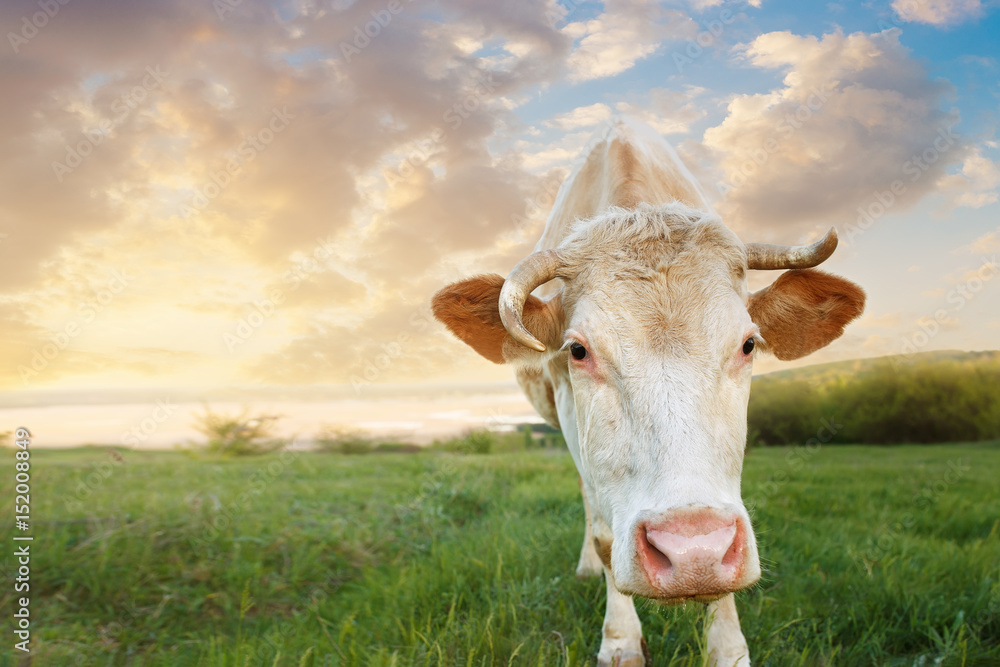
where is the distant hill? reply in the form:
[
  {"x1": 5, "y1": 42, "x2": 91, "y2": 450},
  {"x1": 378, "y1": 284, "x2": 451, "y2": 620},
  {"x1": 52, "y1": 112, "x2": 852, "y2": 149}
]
[
  {"x1": 756, "y1": 349, "x2": 1000, "y2": 384},
  {"x1": 748, "y1": 350, "x2": 1000, "y2": 445}
]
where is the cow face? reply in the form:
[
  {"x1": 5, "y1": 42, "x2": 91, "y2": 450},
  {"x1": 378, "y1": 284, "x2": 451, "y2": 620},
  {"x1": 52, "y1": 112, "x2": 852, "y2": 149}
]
[
  {"x1": 432, "y1": 203, "x2": 864, "y2": 603},
  {"x1": 549, "y1": 209, "x2": 761, "y2": 601}
]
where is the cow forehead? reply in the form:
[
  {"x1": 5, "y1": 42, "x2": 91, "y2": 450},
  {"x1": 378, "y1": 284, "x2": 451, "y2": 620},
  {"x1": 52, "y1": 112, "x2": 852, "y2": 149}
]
[
  {"x1": 557, "y1": 202, "x2": 748, "y2": 350},
  {"x1": 558, "y1": 201, "x2": 746, "y2": 282}
]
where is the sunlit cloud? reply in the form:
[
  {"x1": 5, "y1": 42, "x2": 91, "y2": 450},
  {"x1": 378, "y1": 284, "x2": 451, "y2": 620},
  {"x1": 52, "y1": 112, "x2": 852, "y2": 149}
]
[
  {"x1": 892, "y1": 0, "x2": 984, "y2": 26},
  {"x1": 0, "y1": 0, "x2": 996, "y2": 393}
]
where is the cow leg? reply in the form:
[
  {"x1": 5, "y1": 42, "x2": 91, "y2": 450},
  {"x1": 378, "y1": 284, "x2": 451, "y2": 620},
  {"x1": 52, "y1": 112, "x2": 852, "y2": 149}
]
[
  {"x1": 576, "y1": 476, "x2": 603, "y2": 578},
  {"x1": 705, "y1": 594, "x2": 750, "y2": 666},
  {"x1": 596, "y1": 566, "x2": 646, "y2": 667}
]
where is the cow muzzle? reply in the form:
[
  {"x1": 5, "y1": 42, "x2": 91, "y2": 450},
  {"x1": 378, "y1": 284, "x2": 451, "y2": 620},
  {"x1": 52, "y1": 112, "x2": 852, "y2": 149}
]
[{"x1": 636, "y1": 506, "x2": 758, "y2": 602}]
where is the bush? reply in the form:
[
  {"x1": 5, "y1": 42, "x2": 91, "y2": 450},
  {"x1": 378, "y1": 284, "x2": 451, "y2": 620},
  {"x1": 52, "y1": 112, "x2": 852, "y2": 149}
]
[
  {"x1": 463, "y1": 430, "x2": 494, "y2": 454},
  {"x1": 314, "y1": 426, "x2": 375, "y2": 454},
  {"x1": 374, "y1": 442, "x2": 422, "y2": 454},
  {"x1": 432, "y1": 429, "x2": 497, "y2": 455},
  {"x1": 747, "y1": 352, "x2": 1000, "y2": 446},
  {"x1": 193, "y1": 406, "x2": 285, "y2": 456}
]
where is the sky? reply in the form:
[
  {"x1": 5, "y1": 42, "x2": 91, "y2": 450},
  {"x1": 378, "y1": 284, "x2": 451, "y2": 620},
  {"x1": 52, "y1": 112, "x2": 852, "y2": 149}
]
[{"x1": 2, "y1": 0, "x2": 999, "y2": 399}]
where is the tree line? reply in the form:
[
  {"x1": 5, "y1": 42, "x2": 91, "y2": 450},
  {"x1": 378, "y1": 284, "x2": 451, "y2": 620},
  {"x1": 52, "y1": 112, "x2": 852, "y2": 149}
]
[{"x1": 748, "y1": 351, "x2": 1000, "y2": 446}]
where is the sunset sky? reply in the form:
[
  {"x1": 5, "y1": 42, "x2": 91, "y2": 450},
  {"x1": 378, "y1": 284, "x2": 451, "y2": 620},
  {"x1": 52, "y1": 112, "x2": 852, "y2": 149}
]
[{"x1": 2, "y1": 0, "x2": 999, "y2": 397}]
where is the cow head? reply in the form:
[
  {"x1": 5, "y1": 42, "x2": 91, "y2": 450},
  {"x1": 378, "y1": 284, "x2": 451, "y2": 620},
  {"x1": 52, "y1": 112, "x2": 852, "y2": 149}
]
[{"x1": 432, "y1": 202, "x2": 864, "y2": 603}]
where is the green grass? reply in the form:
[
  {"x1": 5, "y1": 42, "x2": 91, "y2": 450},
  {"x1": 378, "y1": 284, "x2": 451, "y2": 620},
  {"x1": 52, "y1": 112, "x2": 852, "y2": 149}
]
[{"x1": 1, "y1": 442, "x2": 999, "y2": 666}]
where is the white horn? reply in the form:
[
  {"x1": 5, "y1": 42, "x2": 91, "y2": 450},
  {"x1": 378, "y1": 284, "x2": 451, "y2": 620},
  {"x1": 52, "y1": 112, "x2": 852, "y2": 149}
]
[
  {"x1": 498, "y1": 250, "x2": 563, "y2": 352},
  {"x1": 746, "y1": 227, "x2": 838, "y2": 270}
]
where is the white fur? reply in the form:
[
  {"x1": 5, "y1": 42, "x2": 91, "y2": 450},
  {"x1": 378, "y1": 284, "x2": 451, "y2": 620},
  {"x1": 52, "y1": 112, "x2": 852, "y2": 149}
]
[{"x1": 522, "y1": 117, "x2": 759, "y2": 662}]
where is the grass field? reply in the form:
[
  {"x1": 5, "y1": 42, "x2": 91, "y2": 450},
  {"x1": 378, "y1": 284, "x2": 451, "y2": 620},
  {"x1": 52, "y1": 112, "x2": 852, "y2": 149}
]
[{"x1": 2, "y1": 442, "x2": 999, "y2": 666}]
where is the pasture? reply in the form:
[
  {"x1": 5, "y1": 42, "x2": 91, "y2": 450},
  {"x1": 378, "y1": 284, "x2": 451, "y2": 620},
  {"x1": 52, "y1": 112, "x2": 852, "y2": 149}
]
[{"x1": 4, "y1": 441, "x2": 999, "y2": 666}]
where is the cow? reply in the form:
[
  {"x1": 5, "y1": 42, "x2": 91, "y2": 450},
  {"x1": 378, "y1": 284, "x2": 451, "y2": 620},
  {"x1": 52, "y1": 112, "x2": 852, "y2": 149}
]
[{"x1": 431, "y1": 116, "x2": 865, "y2": 666}]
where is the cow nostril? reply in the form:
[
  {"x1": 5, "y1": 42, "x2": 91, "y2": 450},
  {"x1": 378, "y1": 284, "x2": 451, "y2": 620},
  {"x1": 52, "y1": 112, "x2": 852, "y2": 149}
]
[
  {"x1": 643, "y1": 528, "x2": 674, "y2": 573},
  {"x1": 721, "y1": 526, "x2": 742, "y2": 569}
]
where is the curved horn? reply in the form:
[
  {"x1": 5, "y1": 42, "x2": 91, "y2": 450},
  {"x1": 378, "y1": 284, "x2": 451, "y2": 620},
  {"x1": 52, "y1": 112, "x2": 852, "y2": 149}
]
[
  {"x1": 746, "y1": 227, "x2": 839, "y2": 270},
  {"x1": 499, "y1": 249, "x2": 563, "y2": 352}
]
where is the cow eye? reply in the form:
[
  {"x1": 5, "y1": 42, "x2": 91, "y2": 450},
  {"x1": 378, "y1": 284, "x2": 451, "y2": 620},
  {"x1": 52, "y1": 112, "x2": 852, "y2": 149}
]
[
  {"x1": 742, "y1": 338, "x2": 755, "y2": 355},
  {"x1": 570, "y1": 342, "x2": 588, "y2": 360}
]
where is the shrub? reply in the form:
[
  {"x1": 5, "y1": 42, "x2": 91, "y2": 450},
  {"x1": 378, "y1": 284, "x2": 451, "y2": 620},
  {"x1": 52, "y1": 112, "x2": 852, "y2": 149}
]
[
  {"x1": 314, "y1": 426, "x2": 375, "y2": 454},
  {"x1": 374, "y1": 442, "x2": 422, "y2": 454},
  {"x1": 432, "y1": 429, "x2": 496, "y2": 455},
  {"x1": 747, "y1": 352, "x2": 1000, "y2": 446},
  {"x1": 463, "y1": 429, "x2": 495, "y2": 454},
  {"x1": 193, "y1": 406, "x2": 285, "y2": 457}
]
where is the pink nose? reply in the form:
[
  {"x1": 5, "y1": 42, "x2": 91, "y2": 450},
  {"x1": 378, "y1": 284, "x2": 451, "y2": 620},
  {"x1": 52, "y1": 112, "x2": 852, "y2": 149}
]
[{"x1": 639, "y1": 509, "x2": 747, "y2": 600}]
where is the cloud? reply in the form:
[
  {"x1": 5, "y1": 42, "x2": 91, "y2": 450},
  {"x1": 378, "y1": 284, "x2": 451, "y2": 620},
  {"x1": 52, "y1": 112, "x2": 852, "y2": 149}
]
[
  {"x1": 0, "y1": 0, "x2": 582, "y2": 388},
  {"x1": 862, "y1": 334, "x2": 891, "y2": 352},
  {"x1": 892, "y1": 0, "x2": 984, "y2": 27},
  {"x1": 614, "y1": 86, "x2": 708, "y2": 135},
  {"x1": 516, "y1": 131, "x2": 593, "y2": 170},
  {"x1": 962, "y1": 229, "x2": 1000, "y2": 253},
  {"x1": 245, "y1": 293, "x2": 502, "y2": 386},
  {"x1": 563, "y1": 0, "x2": 696, "y2": 81},
  {"x1": 936, "y1": 148, "x2": 1000, "y2": 209},
  {"x1": 273, "y1": 270, "x2": 368, "y2": 310},
  {"x1": 0, "y1": 1, "x2": 989, "y2": 390},
  {"x1": 917, "y1": 314, "x2": 960, "y2": 331},
  {"x1": 702, "y1": 28, "x2": 962, "y2": 240},
  {"x1": 545, "y1": 103, "x2": 613, "y2": 130},
  {"x1": 686, "y1": 0, "x2": 762, "y2": 9},
  {"x1": 864, "y1": 311, "x2": 903, "y2": 328},
  {"x1": 959, "y1": 260, "x2": 998, "y2": 283}
]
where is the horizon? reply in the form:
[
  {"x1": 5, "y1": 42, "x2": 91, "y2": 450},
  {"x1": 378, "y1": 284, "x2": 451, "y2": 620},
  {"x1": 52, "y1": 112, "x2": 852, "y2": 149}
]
[
  {"x1": 3, "y1": 348, "x2": 995, "y2": 449},
  {"x1": 3, "y1": 347, "x2": 998, "y2": 409}
]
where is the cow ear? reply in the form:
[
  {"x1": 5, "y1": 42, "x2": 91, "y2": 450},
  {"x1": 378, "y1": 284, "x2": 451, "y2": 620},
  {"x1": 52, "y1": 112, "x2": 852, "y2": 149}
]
[
  {"x1": 748, "y1": 269, "x2": 865, "y2": 361},
  {"x1": 432, "y1": 274, "x2": 562, "y2": 365}
]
